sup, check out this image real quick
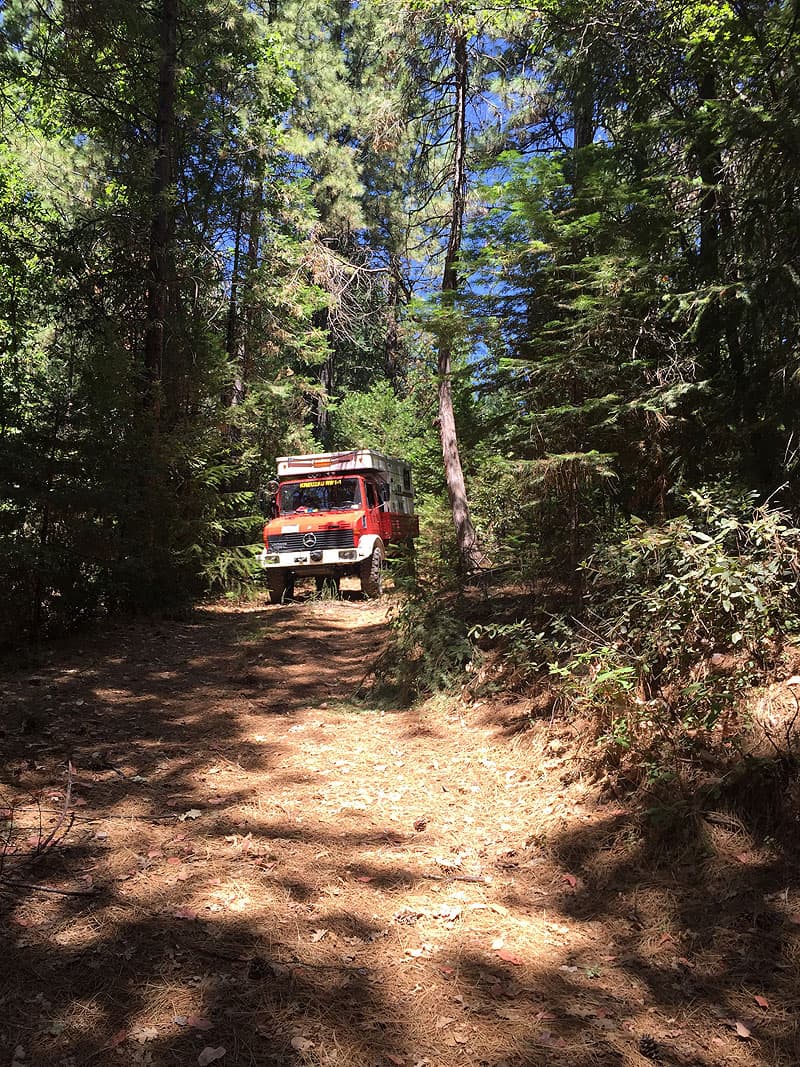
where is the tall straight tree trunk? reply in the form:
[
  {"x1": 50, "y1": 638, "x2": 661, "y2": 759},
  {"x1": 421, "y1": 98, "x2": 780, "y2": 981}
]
[
  {"x1": 144, "y1": 0, "x2": 178, "y2": 422},
  {"x1": 238, "y1": 158, "x2": 265, "y2": 399},
  {"x1": 385, "y1": 253, "x2": 404, "y2": 381},
  {"x1": 225, "y1": 170, "x2": 246, "y2": 397},
  {"x1": 437, "y1": 27, "x2": 483, "y2": 572},
  {"x1": 571, "y1": 64, "x2": 595, "y2": 194}
]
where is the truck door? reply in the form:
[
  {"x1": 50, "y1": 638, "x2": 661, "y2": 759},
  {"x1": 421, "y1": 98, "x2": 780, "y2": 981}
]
[{"x1": 365, "y1": 480, "x2": 390, "y2": 540}]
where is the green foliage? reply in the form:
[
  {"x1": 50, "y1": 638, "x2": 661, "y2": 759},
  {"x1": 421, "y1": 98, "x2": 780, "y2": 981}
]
[
  {"x1": 584, "y1": 490, "x2": 800, "y2": 678},
  {"x1": 469, "y1": 619, "x2": 556, "y2": 690},
  {"x1": 551, "y1": 491, "x2": 800, "y2": 776},
  {"x1": 0, "y1": 0, "x2": 327, "y2": 638},
  {"x1": 377, "y1": 589, "x2": 474, "y2": 700}
]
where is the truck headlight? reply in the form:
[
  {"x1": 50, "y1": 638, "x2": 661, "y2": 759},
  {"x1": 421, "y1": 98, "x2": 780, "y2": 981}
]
[{"x1": 338, "y1": 550, "x2": 356, "y2": 560}]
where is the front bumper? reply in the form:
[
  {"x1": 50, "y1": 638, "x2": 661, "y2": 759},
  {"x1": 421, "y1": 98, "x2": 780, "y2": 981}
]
[{"x1": 259, "y1": 545, "x2": 370, "y2": 569}]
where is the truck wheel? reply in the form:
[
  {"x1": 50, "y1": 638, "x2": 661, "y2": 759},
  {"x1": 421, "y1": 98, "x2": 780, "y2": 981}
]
[
  {"x1": 267, "y1": 570, "x2": 292, "y2": 604},
  {"x1": 360, "y1": 543, "x2": 384, "y2": 598}
]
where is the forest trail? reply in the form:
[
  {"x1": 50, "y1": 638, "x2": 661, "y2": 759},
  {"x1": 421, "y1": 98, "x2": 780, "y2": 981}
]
[{"x1": 1, "y1": 595, "x2": 797, "y2": 1067}]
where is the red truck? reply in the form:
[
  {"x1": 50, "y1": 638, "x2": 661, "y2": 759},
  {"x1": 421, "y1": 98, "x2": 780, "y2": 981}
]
[{"x1": 259, "y1": 449, "x2": 419, "y2": 602}]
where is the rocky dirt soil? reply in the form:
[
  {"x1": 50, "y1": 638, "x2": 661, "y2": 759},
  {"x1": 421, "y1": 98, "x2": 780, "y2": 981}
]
[{"x1": 1, "y1": 591, "x2": 799, "y2": 1066}]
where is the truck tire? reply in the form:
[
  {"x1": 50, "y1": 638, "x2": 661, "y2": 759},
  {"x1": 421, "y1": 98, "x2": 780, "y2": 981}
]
[
  {"x1": 360, "y1": 543, "x2": 384, "y2": 598},
  {"x1": 267, "y1": 569, "x2": 292, "y2": 604}
]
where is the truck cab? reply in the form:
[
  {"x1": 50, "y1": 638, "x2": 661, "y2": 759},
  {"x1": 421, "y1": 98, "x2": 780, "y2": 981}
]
[{"x1": 260, "y1": 450, "x2": 418, "y2": 601}]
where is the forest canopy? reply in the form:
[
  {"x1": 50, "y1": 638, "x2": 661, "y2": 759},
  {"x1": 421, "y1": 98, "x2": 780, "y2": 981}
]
[{"x1": 1, "y1": 0, "x2": 799, "y2": 671}]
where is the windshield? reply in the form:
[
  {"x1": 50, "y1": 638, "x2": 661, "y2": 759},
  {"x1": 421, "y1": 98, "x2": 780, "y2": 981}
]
[{"x1": 279, "y1": 477, "x2": 363, "y2": 515}]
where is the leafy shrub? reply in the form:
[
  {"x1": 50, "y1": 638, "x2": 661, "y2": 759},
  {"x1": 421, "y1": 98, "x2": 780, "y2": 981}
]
[
  {"x1": 560, "y1": 489, "x2": 800, "y2": 778},
  {"x1": 375, "y1": 588, "x2": 474, "y2": 701},
  {"x1": 468, "y1": 618, "x2": 559, "y2": 692}
]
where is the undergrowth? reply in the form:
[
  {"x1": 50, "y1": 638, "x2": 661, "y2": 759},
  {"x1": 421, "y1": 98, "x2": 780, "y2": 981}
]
[{"x1": 379, "y1": 490, "x2": 800, "y2": 816}]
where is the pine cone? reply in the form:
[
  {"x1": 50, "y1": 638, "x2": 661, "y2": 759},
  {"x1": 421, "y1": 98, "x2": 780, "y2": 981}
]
[{"x1": 639, "y1": 1035, "x2": 661, "y2": 1062}]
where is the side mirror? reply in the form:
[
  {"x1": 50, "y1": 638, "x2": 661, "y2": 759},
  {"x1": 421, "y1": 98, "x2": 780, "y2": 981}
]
[{"x1": 258, "y1": 479, "x2": 280, "y2": 517}]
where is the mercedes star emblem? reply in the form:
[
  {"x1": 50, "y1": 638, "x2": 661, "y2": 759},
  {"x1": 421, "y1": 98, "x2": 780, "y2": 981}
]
[{"x1": 302, "y1": 532, "x2": 317, "y2": 548}]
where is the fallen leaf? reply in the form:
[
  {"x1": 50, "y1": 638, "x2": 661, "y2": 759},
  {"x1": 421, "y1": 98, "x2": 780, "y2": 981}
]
[
  {"x1": 563, "y1": 874, "x2": 577, "y2": 889},
  {"x1": 290, "y1": 1036, "x2": 315, "y2": 1053},
  {"x1": 172, "y1": 908, "x2": 198, "y2": 920},
  {"x1": 734, "y1": 1021, "x2": 752, "y2": 1039},
  {"x1": 452, "y1": 1031, "x2": 469, "y2": 1045},
  {"x1": 491, "y1": 937, "x2": 505, "y2": 950},
  {"x1": 187, "y1": 1016, "x2": 213, "y2": 1031},
  {"x1": 496, "y1": 948, "x2": 524, "y2": 965},
  {"x1": 435, "y1": 1016, "x2": 455, "y2": 1030},
  {"x1": 131, "y1": 1026, "x2": 158, "y2": 1043},
  {"x1": 385, "y1": 1056, "x2": 405, "y2": 1065},
  {"x1": 754, "y1": 995, "x2": 769, "y2": 1009},
  {"x1": 356, "y1": 875, "x2": 373, "y2": 883},
  {"x1": 198, "y1": 1048, "x2": 226, "y2": 1065},
  {"x1": 167, "y1": 856, "x2": 182, "y2": 866},
  {"x1": 181, "y1": 809, "x2": 203, "y2": 821},
  {"x1": 310, "y1": 929, "x2": 329, "y2": 943}
]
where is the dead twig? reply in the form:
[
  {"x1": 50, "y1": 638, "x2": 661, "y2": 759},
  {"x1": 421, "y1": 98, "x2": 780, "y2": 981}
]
[
  {"x1": 0, "y1": 878, "x2": 97, "y2": 897},
  {"x1": 34, "y1": 760, "x2": 74, "y2": 858},
  {"x1": 184, "y1": 942, "x2": 371, "y2": 973},
  {"x1": 7, "y1": 807, "x2": 179, "y2": 823},
  {"x1": 421, "y1": 871, "x2": 489, "y2": 884}
]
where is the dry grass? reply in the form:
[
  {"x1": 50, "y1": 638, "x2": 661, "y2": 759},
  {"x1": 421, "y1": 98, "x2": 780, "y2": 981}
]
[{"x1": 1, "y1": 590, "x2": 799, "y2": 1066}]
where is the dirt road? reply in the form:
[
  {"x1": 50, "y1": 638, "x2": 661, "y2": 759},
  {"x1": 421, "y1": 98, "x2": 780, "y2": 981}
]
[{"x1": 1, "y1": 596, "x2": 797, "y2": 1066}]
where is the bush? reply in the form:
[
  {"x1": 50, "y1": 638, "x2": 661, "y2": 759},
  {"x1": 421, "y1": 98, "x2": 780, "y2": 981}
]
[
  {"x1": 559, "y1": 489, "x2": 800, "y2": 780},
  {"x1": 375, "y1": 587, "x2": 474, "y2": 701}
]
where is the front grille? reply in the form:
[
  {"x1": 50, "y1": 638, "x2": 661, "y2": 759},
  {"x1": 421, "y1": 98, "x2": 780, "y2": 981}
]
[{"x1": 268, "y1": 529, "x2": 355, "y2": 553}]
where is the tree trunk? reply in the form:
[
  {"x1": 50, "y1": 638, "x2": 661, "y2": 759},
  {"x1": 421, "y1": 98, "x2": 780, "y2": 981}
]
[
  {"x1": 237, "y1": 160, "x2": 265, "y2": 402},
  {"x1": 385, "y1": 253, "x2": 404, "y2": 382},
  {"x1": 144, "y1": 0, "x2": 179, "y2": 423},
  {"x1": 226, "y1": 171, "x2": 246, "y2": 408},
  {"x1": 437, "y1": 27, "x2": 484, "y2": 572},
  {"x1": 571, "y1": 64, "x2": 595, "y2": 193}
]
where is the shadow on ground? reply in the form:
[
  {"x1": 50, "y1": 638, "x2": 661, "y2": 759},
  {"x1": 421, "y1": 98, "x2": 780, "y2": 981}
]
[{"x1": 1, "y1": 597, "x2": 799, "y2": 1066}]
